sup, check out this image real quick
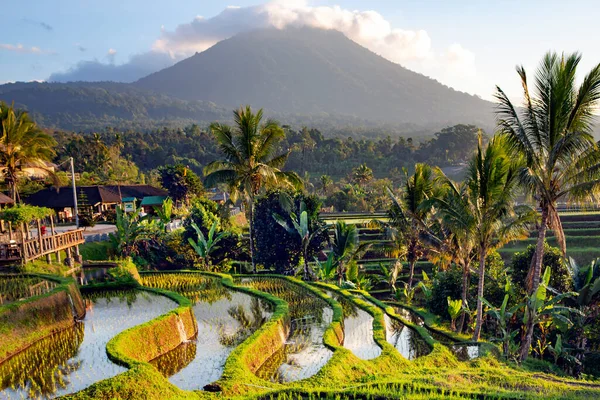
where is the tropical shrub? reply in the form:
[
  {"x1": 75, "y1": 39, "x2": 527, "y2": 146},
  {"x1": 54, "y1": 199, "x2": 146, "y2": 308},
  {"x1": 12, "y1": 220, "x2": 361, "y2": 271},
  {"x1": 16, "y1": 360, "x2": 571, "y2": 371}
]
[
  {"x1": 511, "y1": 242, "x2": 574, "y2": 295},
  {"x1": 253, "y1": 190, "x2": 326, "y2": 274}
]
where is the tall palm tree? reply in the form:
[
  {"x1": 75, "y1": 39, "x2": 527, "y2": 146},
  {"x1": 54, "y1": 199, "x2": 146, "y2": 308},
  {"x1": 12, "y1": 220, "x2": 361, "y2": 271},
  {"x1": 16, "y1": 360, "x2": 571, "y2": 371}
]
[
  {"x1": 385, "y1": 164, "x2": 438, "y2": 289},
  {"x1": 0, "y1": 102, "x2": 56, "y2": 202},
  {"x1": 319, "y1": 175, "x2": 333, "y2": 195},
  {"x1": 204, "y1": 106, "x2": 302, "y2": 273},
  {"x1": 495, "y1": 52, "x2": 600, "y2": 360},
  {"x1": 466, "y1": 134, "x2": 536, "y2": 341},
  {"x1": 426, "y1": 179, "x2": 477, "y2": 333}
]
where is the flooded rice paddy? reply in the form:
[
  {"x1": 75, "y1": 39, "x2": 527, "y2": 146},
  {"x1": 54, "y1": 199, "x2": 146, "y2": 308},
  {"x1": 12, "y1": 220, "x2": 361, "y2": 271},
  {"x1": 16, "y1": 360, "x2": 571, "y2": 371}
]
[
  {"x1": 0, "y1": 275, "x2": 57, "y2": 306},
  {"x1": 141, "y1": 273, "x2": 273, "y2": 390},
  {"x1": 323, "y1": 290, "x2": 381, "y2": 360},
  {"x1": 236, "y1": 277, "x2": 333, "y2": 382},
  {"x1": 0, "y1": 290, "x2": 176, "y2": 399}
]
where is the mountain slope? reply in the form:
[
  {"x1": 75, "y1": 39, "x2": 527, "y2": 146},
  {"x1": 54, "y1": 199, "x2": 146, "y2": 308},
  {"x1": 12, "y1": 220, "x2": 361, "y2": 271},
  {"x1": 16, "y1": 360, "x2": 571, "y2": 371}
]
[
  {"x1": 0, "y1": 82, "x2": 229, "y2": 131},
  {"x1": 136, "y1": 27, "x2": 494, "y2": 128}
]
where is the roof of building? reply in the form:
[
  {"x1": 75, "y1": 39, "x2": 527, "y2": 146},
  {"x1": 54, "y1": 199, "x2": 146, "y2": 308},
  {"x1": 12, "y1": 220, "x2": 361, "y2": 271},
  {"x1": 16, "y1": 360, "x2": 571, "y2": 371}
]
[
  {"x1": 122, "y1": 197, "x2": 136, "y2": 202},
  {"x1": 140, "y1": 196, "x2": 168, "y2": 206},
  {"x1": 24, "y1": 185, "x2": 167, "y2": 208},
  {"x1": 0, "y1": 193, "x2": 15, "y2": 205}
]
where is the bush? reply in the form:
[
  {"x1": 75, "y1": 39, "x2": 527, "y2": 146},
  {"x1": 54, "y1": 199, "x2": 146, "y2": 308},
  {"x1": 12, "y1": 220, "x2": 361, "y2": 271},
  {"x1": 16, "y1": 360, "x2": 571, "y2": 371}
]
[
  {"x1": 427, "y1": 251, "x2": 507, "y2": 319},
  {"x1": 253, "y1": 190, "x2": 327, "y2": 274},
  {"x1": 181, "y1": 198, "x2": 245, "y2": 269},
  {"x1": 511, "y1": 242, "x2": 574, "y2": 296}
]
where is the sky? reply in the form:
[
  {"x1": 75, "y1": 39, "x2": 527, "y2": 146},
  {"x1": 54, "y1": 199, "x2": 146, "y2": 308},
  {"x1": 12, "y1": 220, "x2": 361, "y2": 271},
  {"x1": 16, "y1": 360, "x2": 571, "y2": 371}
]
[{"x1": 1, "y1": 0, "x2": 599, "y2": 101}]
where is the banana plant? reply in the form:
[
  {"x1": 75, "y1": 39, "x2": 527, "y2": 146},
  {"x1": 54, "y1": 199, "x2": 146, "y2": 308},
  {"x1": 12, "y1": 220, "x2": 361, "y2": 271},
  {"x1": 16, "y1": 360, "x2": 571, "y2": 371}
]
[
  {"x1": 548, "y1": 334, "x2": 580, "y2": 368},
  {"x1": 187, "y1": 220, "x2": 228, "y2": 268},
  {"x1": 521, "y1": 267, "x2": 583, "y2": 358},
  {"x1": 153, "y1": 197, "x2": 174, "y2": 231},
  {"x1": 566, "y1": 257, "x2": 600, "y2": 364},
  {"x1": 315, "y1": 252, "x2": 337, "y2": 281},
  {"x1": 273, "y1": 200, "x2": 327, "y2": 281},
  {"x1": 375, "y1": 261, "x2": 402, "y2": 293},
  {"x1": 481, "y1": 294, "x2": 521, "y2": 358},
  {"x1": 447, "y1": 297, "x2": 463, "y2": 331}
]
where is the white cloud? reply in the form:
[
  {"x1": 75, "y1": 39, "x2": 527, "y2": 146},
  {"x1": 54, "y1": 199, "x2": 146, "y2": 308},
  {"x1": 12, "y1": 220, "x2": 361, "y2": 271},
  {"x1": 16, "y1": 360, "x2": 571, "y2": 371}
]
[
  {"x1": 152, "y1": 1, "x2": 434, "y2": 65},
  {"x1": 48, "y1": 1, "x2": 477, "y2": 90},
  {"x1": 107, "y1": 48, "x2": 117, "y2": 55},
  {"x1": 0, "y1": 43, "x2": 54, "y2": 54}
]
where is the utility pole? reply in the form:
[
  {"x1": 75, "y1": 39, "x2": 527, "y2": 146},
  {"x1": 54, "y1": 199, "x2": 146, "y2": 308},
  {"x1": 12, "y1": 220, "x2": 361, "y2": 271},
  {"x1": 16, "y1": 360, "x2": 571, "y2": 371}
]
[{"x1": 70, "y1": 157, "x2": 79, "y2": 228}]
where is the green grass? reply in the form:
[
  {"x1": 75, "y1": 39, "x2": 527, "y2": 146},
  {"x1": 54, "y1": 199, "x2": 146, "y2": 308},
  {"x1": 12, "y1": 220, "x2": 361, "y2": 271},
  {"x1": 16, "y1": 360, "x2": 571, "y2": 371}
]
[{"x1": 80, "y1": 241, "x2": 113, "y2": 261}]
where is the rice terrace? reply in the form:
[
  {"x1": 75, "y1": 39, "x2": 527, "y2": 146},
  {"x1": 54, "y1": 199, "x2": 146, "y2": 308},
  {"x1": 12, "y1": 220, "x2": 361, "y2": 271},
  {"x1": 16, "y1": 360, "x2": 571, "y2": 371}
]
[{"x1": 1, "y1": 1, "x2": 600, "y2": 399}]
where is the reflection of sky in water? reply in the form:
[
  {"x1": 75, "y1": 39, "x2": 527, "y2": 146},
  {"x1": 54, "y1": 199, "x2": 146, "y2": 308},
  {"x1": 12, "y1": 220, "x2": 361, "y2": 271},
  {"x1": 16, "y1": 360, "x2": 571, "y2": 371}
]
[
  {"x1": 237, "y1": 278, "x2": 334, "y2": 383},
  {"x1": 450, "y1": 344, "x2": 480, "y2": 361},
  {"x1": 0, "y1": 291, "x2": 176, "y2": 399},
  {"x1": 277, "y1": 306, "x2": 333, "y2": 382},
  {"x1": 324, "y1": 290, "x2": 381, "y2": 360},
  {"x1": 166, "y1": 292, "x2": 272, "y2": 390}
]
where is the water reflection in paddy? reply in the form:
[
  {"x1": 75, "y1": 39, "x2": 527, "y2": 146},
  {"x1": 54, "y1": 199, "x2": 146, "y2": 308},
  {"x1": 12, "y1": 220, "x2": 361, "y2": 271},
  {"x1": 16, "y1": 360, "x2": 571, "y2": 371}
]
[
  {"x1": 324, "y1": 290, "x2": 381, "y2": 360},
  {"x1": 141, "y1": 273, "x2": 273, "y2": 390},
  {"x1": 237, "y1": 277, "x2": 333, "y2": 382},
  {"x1": 0, "y1": 290, "x2": 176, "y2": 399}
]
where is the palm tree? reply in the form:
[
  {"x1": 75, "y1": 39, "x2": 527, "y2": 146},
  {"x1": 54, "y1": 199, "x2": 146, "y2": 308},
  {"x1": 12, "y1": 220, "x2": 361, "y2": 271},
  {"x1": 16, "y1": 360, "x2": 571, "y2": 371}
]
[
  {"x1": 466, "y1": 134, "x2": 536, "y2": 341},
  {"x1": 319, "y1": 175, "x2": 333, "y2": 195},
  {"x1": 204, "y1": 106, "x2": 302, "y2": 273},
  {"x1": 352, "y1": 163, "x2": 373, "y2": 186},
  {"x1": 330, "y1": 221, "x2": 370, "y2": 286},
  {"x1": 495, "y1": 52, "x2": 600, "y2": 360},
  {"x1": 0, "y1": 102, "x2": 56, "y2": 202},
  {"x1": 426, "y1": 180, "x2": 477, "y2": 333},
  {"x1": 384, "y1": 164, "x2": 438, "y2": 289}
]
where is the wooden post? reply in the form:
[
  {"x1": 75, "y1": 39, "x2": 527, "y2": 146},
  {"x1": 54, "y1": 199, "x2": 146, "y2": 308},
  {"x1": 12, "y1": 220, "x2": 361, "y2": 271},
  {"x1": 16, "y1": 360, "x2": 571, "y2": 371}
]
[
  {"x1": 24, "y1": 223, "x2": 30, "y2": 240},
  {"x1": 50, "y1": 214, "x2": 60, "y2": 262},
  {"x1": 8, "y1": 221, "x2": 12, "y2": 241},
  {"x1": 20, "y1": 223, "x2": 27, "y2": 263},
  {"x1": 36, "y1": 219, "x2": 43, "y2": 254},
  {"x1": 74, "y1": 244, "x2": 82, "y2": 263},
  {"x1": 65, "y1": 247, "x2": 74, "y2": 267}
]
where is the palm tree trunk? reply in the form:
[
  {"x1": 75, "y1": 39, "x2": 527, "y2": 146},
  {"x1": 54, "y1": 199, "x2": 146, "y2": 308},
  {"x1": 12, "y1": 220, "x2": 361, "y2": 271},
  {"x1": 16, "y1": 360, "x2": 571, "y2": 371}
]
[
  {"x1": 473, "y1": 247, "x2": 486, "y2": 341},
  {"x1": 247, "y1": 197, "x2": 257, "y2": 274},
  {"x1": 408, "y1": 258, "x2": 416, "y2": 289},
  {"x1": 458, "y1": 260, "x2": 470, "y2": 333},
  {"x1": 520, "y1": 206, "x2": 549, "y2": 361},
  {"x1": 337, "y1": 261, "x2": 344, "y2": 286}
]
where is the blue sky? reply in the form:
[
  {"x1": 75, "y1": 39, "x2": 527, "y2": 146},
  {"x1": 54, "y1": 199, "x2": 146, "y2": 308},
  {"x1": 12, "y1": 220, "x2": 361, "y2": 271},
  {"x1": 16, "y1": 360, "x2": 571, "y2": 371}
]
[{"x1": 1, "y1": 0, "x2": 598, "y2": 100}]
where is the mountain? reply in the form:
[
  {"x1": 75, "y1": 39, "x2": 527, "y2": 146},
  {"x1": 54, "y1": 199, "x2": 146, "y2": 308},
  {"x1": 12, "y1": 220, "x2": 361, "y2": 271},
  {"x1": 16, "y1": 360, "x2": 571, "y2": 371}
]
[
  {"x1": 136, "y1": 27, "x2": 495, "y2": 129},
  {"x1": 0, "y1": 82, "x2": 230, "y2": 131}
]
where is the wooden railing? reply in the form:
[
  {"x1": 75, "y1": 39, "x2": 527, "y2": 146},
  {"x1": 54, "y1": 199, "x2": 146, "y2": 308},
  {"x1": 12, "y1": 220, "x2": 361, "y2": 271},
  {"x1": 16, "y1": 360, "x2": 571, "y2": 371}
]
[{"x1": 0, "y1": 229, "x2": 85, "y2": 264}]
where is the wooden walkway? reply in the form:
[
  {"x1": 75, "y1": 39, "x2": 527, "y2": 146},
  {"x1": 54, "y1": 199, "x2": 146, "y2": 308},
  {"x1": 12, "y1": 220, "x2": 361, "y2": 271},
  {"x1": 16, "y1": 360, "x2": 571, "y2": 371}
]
[{"x1": 0, "y1": 229, "x2": 85, "y2": 264}]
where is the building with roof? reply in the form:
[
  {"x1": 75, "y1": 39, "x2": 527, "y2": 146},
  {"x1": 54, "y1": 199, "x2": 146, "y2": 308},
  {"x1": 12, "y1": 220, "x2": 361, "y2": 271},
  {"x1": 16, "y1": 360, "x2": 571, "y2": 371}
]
[{"x1": 24, "y1": 185, "x2": 167, "y2": 222}]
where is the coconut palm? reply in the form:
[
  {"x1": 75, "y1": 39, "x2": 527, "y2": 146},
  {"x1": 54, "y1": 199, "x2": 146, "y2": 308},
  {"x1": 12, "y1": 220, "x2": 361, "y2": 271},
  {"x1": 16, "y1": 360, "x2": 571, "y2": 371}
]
[
  {"x1": 466, "y1": 134, "x2": 537, "y2": 341},
  {"x1": 0, "y1": 102, "x2": 56, "y2": 202},
  {"x1": 352, "y1": 163, "x2": 373, "y2": 186},
  {"x1": 384, "y1": 164, "x2": 438, "y2": 289},
  {"x1": 319, "y1": 175, "x2": 333, "y2": 195},
  {"x1": 426, "y1": 180, "x2": 477, "y2": 332},
  {"x1": 204, "y1": 106, "x2": 302, "y2": 273},
  {"x1": 495, "y1": 52, "x2": 600, "y2": 360}
]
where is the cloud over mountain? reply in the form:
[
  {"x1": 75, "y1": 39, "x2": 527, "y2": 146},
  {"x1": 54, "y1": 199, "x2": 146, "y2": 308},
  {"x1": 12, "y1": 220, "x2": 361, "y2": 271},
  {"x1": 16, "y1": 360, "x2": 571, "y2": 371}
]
[{"x1": 48, "y1": 0, "x2": 477, "y2": 90}]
